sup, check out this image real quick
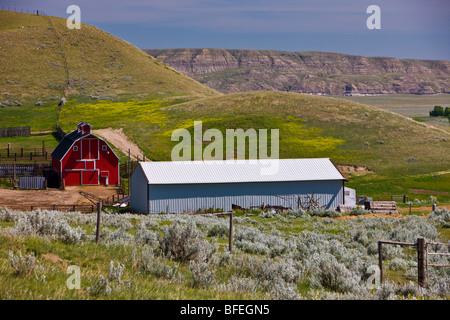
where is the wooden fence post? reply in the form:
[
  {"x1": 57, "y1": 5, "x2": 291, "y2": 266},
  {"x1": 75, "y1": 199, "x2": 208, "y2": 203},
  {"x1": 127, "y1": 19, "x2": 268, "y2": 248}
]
[
  {"x1": 13, "y1": 163, "x2": 16, "y2": 190},
  {"x1": 417, "y1": 238, "x2": 426, "y2": 287},
  {"x1": 128, "y1": 149, "x2": 131, "y2": 196},
  {"x1": 378, "y1": 241, "x2": 383, "y2": 284},
  {"x1": 95, "y1": 202, "x2": 102, "y2": 243},
  {"x1": 229, "y1": 212, "x2": 234, "y2": 253}
]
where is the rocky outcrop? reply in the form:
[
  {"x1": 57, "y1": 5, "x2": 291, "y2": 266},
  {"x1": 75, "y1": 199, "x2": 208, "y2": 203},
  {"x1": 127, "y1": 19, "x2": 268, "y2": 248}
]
[{"x1": 144, "y1": 49, "x2": 450, "y2": 95}]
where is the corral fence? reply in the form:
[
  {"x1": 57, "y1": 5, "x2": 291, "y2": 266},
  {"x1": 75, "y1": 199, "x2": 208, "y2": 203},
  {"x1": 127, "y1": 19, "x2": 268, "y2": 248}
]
[
  {"x1": 378, "y1": 238, "x2": 450, "y2": 287},
  {"x1": 0, "y1": 126, "x2": 31, "y2": 138},
  {"x1": 0, "y1": 163, "x2": 52, "y2": 177},
  {"x1": 0, "y1": 163, "x2": 59, "y2": 188},
  {"x1": 358, "y1": 195, "x2": 409, "y2": 204},
  {"x1": 78, "y1": 190, "x2": 128, "y2": 207},
  {"x1": 120, "y1": 160, "x2": 139, "y2": 179},
  {"x1": 390, "y1": 195, "x2": 410, "y2": 203},
  {"x1": 426, "y1": 242, "x2": 450, "y2": 280},
  {"x1": 0, "y1": 145, "x2": 54, "y2": 162},
  {"x1": 1, "y1": 204, "x2": 96, "y2": 213}
]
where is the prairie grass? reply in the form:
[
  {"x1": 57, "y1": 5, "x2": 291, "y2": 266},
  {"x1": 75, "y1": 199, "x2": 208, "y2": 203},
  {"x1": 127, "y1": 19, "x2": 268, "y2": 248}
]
[{"x1": 0, "y1": 207, "x2": 449, "y2": 300}]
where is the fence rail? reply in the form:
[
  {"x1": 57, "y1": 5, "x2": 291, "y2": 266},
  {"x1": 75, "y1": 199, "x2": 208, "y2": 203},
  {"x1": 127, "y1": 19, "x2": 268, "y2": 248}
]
[
  {"x1": 1, "y1": 204, "x2": 96, "y2": 213},
  {"x1": 426, "y1": 241, "x2": 450, "y2": 280},
  {"x1": 0, "y1": 147, "x2": 54, "y2": 162},
  {"x1": 358, "y1": 194, "x2": 410, "y2": 205},
  {"x1": 378, "y1": 239, "x2": 426, "y2": 287},
  {"x1": 0, "y1": 163, "x2": 52, "y2": 177}
]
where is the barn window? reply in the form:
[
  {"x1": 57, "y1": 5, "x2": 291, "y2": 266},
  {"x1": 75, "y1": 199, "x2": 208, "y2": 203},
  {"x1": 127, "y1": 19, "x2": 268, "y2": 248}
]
[
  {"x1": 73, "y1": 146, "x2": 78, "y2": 151},
  {"x1": 102, "y1": 145, "x2": 107, "y2": 151}
]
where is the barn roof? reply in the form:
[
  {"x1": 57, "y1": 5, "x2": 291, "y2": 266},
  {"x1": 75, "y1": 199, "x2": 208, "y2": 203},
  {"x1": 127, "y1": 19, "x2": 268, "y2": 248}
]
[
  {"x1": 137, "y1": 158, "x2": 346, "y2": 185},
  {"x1": 51, "y1": 129, "x2": 91, "y2": 161}
]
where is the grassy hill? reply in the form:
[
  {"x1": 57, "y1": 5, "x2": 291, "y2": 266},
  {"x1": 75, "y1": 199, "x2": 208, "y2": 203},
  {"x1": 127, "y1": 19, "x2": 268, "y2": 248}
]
[{"x1": 0, "y1": 11, "x2": 217, "y2": 130}]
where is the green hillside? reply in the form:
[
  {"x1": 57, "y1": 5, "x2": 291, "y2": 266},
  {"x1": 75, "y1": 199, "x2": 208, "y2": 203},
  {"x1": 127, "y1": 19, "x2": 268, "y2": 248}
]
[
  {"x1": 57, "y1": 91, "x2": 450, "y2": 200},
  {"x1": 59, "y1": 91, "x2": 449, "y2": 173},
  {"x1": 0, "y1": 11, "x2": 217, "y2": 130}
]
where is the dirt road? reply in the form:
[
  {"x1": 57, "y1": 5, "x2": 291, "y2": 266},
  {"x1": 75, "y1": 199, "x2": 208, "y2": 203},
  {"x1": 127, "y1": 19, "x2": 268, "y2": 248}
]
[{"x1": 94, "y1": 128, "x2": 145, "y2": 160}]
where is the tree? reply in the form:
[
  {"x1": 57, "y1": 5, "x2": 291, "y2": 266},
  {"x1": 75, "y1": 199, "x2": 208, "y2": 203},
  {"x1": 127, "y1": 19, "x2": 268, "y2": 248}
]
[
  {"x1": 429, "y1": 105, "x2": 444, "y2": 117},
  {"x1": 445, "y1": 107, "x2": 450, "y2": 117}
]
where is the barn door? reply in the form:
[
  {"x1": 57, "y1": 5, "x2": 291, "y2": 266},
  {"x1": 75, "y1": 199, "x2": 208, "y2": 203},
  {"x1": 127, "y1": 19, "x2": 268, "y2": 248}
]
[
  {"x1": 65, "y1": 171, "x2": 81, "y2": 186},
  {"x1": 82, "y1": 170, "x2": 99, "y2": 185}
]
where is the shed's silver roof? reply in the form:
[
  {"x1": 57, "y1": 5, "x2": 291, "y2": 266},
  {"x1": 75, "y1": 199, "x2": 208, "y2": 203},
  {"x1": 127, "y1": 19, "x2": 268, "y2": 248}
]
[{"x1": 138, "y1": 158, "x2": 345, "y2": 185}]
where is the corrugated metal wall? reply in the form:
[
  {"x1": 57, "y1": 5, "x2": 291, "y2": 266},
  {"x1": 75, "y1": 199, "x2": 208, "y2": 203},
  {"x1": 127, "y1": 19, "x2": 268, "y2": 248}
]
[
  {"x1": 146, "y1": 180, "x2": 344, "y2": 214},
  {"x1": 131, "y1": 165, "x2": 149, "y2": 213},
  {"x1": 18, "y1": 176, "x2": 46, "y2": 189}
]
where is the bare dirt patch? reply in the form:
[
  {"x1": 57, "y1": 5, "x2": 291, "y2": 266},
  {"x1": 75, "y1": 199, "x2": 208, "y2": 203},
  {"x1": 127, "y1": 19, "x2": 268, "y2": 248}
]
[
  {"x1": 94, "y1": 128, "x2": 144, "y2": 160},
  {"x1": 410, "y1": 205, "x2": 447, "y2": 213},
  {"x1": 42, "y1": 253, "x2": 64, "y2": 263},
  {"x1": 335, "y1": 213, "x2": 405, "y2": 220},
  {"x1": 336, "y1": 165, "x2": 373, "y2": 175},
  {"x1": 0, "y1": 186, "x2": 119, "y2": 208}
]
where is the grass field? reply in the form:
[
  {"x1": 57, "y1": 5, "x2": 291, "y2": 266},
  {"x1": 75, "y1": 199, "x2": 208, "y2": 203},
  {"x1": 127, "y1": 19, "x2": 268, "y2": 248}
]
[{"x1": 0, "y1": 207, "x2": 449, "y2": 300}]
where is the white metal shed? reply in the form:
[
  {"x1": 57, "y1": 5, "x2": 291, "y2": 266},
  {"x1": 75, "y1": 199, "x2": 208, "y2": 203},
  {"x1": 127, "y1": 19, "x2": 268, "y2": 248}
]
[{"x1": 131, "y1": 158, "x2": 347, "y2": 214}]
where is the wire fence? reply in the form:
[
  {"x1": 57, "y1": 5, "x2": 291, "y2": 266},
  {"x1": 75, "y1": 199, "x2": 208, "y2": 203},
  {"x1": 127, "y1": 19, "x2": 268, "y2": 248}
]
[{"x1": 0, "y1": 6, "x2": 49, "y2": 16}]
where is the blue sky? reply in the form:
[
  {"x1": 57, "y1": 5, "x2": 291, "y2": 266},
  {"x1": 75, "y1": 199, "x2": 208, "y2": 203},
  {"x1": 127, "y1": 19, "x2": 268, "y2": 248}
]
[{"x1": 3, "y1": 0, "x2": 450, "y2": 60}]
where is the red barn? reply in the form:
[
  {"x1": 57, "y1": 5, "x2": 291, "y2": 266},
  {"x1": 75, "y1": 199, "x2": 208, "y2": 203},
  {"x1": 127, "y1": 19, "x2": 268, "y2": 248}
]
[{"x1": 51, "y1": 122, "x2": 120, "y2": 186}]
